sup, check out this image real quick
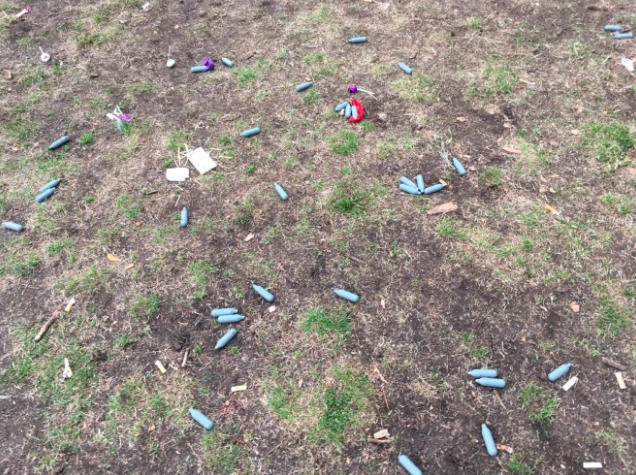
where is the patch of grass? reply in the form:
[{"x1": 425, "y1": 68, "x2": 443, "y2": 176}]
[
  {"x1": 115, "y1": 194, "x2": 142, "y2": 220},
  {"x1": 597, "y1": 298, "x2": 632, "y2": 336},
  {"x1": 301, "y1": 306, "x2": 351, "y2": 342},
  {"x1": 165, "y1": 129, "x2": 191, "y2": 152},
  {"x1": 235, "y1": 197, "x2": 255, "y2": 226},
  {"x1": 267, "y1": 384, "x2": 292, "y2": 419},
  {"x1": 327, "y1": 130, "x2": 358, "y2": 155},
  {"x1": 97, "y1": 226, "x2": 119, "y2": 246},
  {"x1": 585, "y1": 122, "x2": 635, "y2": 169},
  {"x1": 13, "y1": 93, "x2": 41, "y2": 113},
  {"x1": 466, "y1": 17, "x2": 483, "y2": 32},
  {"x1": 23, "y1": 69, "x2": 47, "y2": 87},
  {"x1": 437, "y1": 218, "x2": 467, "y2": 240},
  {"x1": 519, "y1": 383, "x2": 558, "y2": 425},
  {"x1": 481, "y1": 166, "x2": 504, "y2": 188},
  {"x1": 114, "y1": 334, "x2": 138, "y2": 350},
  {"x1": 65, "y1": 265, "x2": 108, "y2": 295},
  {"x1": 232, "y1": 67, "x2": 257, "y2": 83},
  {"x1": 303, "y1": 88, "x2": 320, "y2": 106},
  {"x1": 3, "y1": 118, "x2": 37, "y2": 144},
  {"x1": 391, "y1": 72, "x2": 436, "y2": 103},
  {"x1": 594, "y1": 429, "x2": 626, "y2": 456},
  {"x1": 130, "y1": 294, "x2": 160, "y2": 321},
  {"x1": 78, "y1": 132, "x2": 94, "y2": 145},
  {"x1": 328, "y1": 180, "x2": 369, "y2": 216},
  {"x1": 310, "y1": 5, "x2": 333, "y2": 23},
  {"x1": 188, "y1": 259, "x2": 216, "y2": 299},
  {"x1": 128, "y1": 81, "x2": 154, "y2": 96},
  {"x1": 202, "y1": 432, "x2": 243, "y2": 475},
  {"x1": 46, "y1": 240, "x2": 75, "y2": 256},
  {"x1": 310, "y1": 369, "x2": 371, "y2": 445},
  {"x1": 463, "y1": 333, "x2": 491, "y2": 360},
  {"x1": 486, "y1": 62, "x2": 518, "y2": 95},
  {"x1": 509, "y1": 453, "x2": 542, "y2": 474}
]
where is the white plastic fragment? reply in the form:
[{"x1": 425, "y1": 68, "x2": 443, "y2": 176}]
[
  {"x1": 62, "y1": 358, "x2": 73, "y2": 379},
  {"x1": 583, "y1": 462, "x2": 602, "y2": 470},
  {"x1": 142, "y1": 2, "x2": 151, "y2": 11},
  {"x1": 39, "y1": 47, "x2": 50, "y2": 63},
  {"x1": 186, "y1": 147, "x2": 217, "y2": 175},
  {"x1": 615, "y1": 372, "x2": 626, "y2": 390},
  {"x1": 231, "y1": 384, "x2": 247, "y2": 393},
  {"x1": 562, "y1": 376, "x2": 578, "y2": 391},
  {"x1": 621, "y1": 57, "x2": 634, "y2": 72},
  {"x1": 155, "y1": 360, "x2": 167, "y2": 374},
  {"x1": 166, "y1": 168, "x2": 189, "y2": 182}
]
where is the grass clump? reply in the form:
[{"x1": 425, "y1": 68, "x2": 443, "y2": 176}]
[
  {"x1": 585, "y1": 122, "x2": 635, "y2": 170},
  {"x1": 519, "y1": 383, "x2": 558, "y2": 425},
  {"x1": 462, "y1": 333, "x2": 491, "y2": 360},
  {"x1": 301, "y1": 306, "x2": 351, "y2": 344},
  {"x1": 392, "y1": 72, "x2": 436, "y2": 103},
  {"x1": 165, "y1": 129, "x2": 191, "y2": 151},
  {"x1": 481, "y1": 166, "x2": 504, "y2": 188},
  {"x1": 327, "y1": 130, "x2": 358, "y2": 156},
  {"x1": 597, "y1": 298, "x2": 632, "y2": 336},
  {"x1": 437, "y1": 218, "x2": 467, "y2": 240},
  {"x1": 310, "y1": 369, "x2": 372, "y2": 445},
  {"x1": 328, "y1": 180, "x2": 368, "y2": 216},
  {"x1": 267, "y1": 384, "x2": 292, "y2": 419},
  {"x1": 188, "y1": 259, "x2": 216, "y2": 299},
  {"x1": 130, "y1": 294, "x2": 160, "y2": 321},
  {"x1": 202, "y1": 432, "x2": 243, "y2": 475},
  {"x1": 65, "y1": 265, "x2": 108, "y2": 295}
]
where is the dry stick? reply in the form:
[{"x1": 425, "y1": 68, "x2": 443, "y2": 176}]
[
  {"x1": 181, "y1": 349, "x2": 188, "y2": 368},
  {"x1": 601, "y1": 357, "x2": 627, "y2": 371},
  {"x1": 35, "y1": 316, "x2": 57, "y2": 342}
]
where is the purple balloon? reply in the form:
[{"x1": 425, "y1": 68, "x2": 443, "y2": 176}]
[
  {"x1": 348, "y1": 84, "x2": 358, "y2": 93},
  {"x1": 202, "y1": 57, "x2": 215, "y2": 71},
  {"x1": 120, "y1": 113, "x2": 132, "y2": 122}
]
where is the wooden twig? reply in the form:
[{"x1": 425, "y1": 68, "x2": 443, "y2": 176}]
[
  {"x1": 35, "y1": 316, "x2": 57, "y2": 342},
  {"x1": 602, "y1": 357, "x2": 627, "y2": 371}
]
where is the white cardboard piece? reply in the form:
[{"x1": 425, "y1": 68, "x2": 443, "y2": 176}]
[
  {"x1": 166, "y1": 168, "x2": 190, "y2": 182},
  {"x1": 187, "y1": 147, "x2": 217, "y2": 175}
]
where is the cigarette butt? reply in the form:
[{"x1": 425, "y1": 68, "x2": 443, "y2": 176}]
[
  {"x1": 35, "y1": 316, "x2": 56, "y2": 342},
  {"x1": 65, "y1": 297, "x2": 76, "y2": 313},
  {"x1": 583, "y1": 462, "x2": 602, "y2": 469},
  {"x1": 231, "y1": 384, "x2": 247, "y2": 393},
  {"x1": 181, "y1": 349, "x2": 188, "y2": 368},
  {"x1": 62, "y1": 358, "x2": 73, "y2": 379},
  {"x1": 562, "y1": 376, "x2": 578, "y2": 391},
  {"x1": 155, "y1": 360, "x2": 167, "y2": 374},
  {"x1": 124, "y1": 264, "x2": 135, "y2": 271},
  {"x1": 615, "y1": 372, "x2": 626, "y2": 389},
  {"x1": 496, "y1": 444, "x2": 513, "y2": 454}
]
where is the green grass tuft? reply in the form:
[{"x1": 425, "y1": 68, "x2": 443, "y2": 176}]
[
  {"x1": 519, "y1": 383, "x2": 558, "y2": 425},
  {"x1": 130, "y1": 294, "x2": 160, "y2": 321},
  {"x1": 481, "y1": 166, "x2": 504, "y2": 188},
  {"x1": 597, "y1": 298, "x2": 632, "y2": 336},
  {"x1": 301, "y1": 306, "x2": 351, "y2": 340},
  {"x1": 328, "y1": 180, "x2": 368, "y2": 216},
  {"x1": 327, "y1": 130, "x2": 358, "y2": 156},
  {"x1": 392, "y1": 72, "x2": 436, "y2": 103},
  {"x1": 585, "y1": 122, "x2": 635, "y2": 169}
]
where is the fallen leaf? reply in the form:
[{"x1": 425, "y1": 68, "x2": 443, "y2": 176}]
[
  {"x1": 427, "y1": 202, "x2": 458, "y2": 215},
  {"x1": 124, "y1": 264, "x2": 135, "y2": 271},
  {"x1": 569, "y1": 301, "x2": 580, "y2": 313},
  {"x1": 545, "y1": 204, "x2": 560, "y2": 215},
  {"x1": 374, "y1": 429, "x2": 391, "y2": 439},
  {"x1": 501, "y1": 145, "x2": 522, "y2": 155},
  {"x1": 107, "y1": 253, "x2": 121, "y2": 262},
  {"x1": 244, "y1": 233, "x2": 254, "y2": 242},
  {"x1": 456, "y1": 117, "x2": 467, "y2": 122}
]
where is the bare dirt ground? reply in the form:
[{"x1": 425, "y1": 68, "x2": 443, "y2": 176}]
[{"x1": 1, "y1": 0, "x2": 636, "y2": 474}]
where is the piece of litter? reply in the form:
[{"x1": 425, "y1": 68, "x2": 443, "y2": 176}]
[
  {"x1": 601, "y1": 357, "x2": 626, "y2": 371},
  {"x1": 497, "y1": 444, "x2": 513, "y2": 454},
  {"x1": 106, "y1": 113, "x2": 118, "y2": 121},
  {"x1": 373, "y1": 429, "x2": 390, "y2": 439},
  {"x1": 268, "y1": 305, "x2": 276, "y2": 313},
  {"x1": 231, "y1": 384, "x2": 247, "y2": 393},
  {"x1": 62, "y1": 358, "x2": 73, "y2": 379},
  {"x1": 65, "y1": 298, "x2": 76, "y2": 313},
  {"x1": 501, "y1": 145, "x2": 523, "y2": 155},
  {"x1": 621, "y1": 57, "x2": 635, "y2": 72},
  {"x1": 545, "y1": 204, "x2": 560, "y2": 215},
  {"x1": 569, "y1": 301, "x2": 580, "y2": 313},
  {"x1": 142, "y1": 2, "x2": 151, "y2": 11},
  {"x1": 182, "y1": 349, "x2": 188, "y2": 367},
  {"x1": 186, "y1": 147, "x2": 217, "y2": 175},
  {"x1": 107, "y1": 253, "x2": 121, "y2": 262},
  {"x1": 456, "y1": 116, "x2": 467, "y2": 122},
  {"x1": 562, "y1": 376, "x2": 578, "y2": 391},
  {"x1": 583, "y1": 462, "x2": 602, "y2": 470},
  {"x1": 166, "y1": 168, "x2": 189, "y2": 182},
  {"x1": 124, "y1": 264, "x2": 135, "y2": 271},
  {"x1": 35, "y1": 316, "x2": 56, "y2": 342},
  {"x1": 15, "y1": 7, "x2": 30, "y2": 20},
  {"x1": 167, "y1": 58, "x2": 176, "y2": 68},
  {"x1": 155, "y1": 360, "x2": 167, "y2": 374},
  {"x1": 39, "y1": 47, "x2": 50, "y2": 63},
  {"x1": 427, "y1": 202, "x2": 458, "y2": 215},
  {"x1": 244, "y1": 233, "x2": 254, "y2": 242},
  {"x1": 615, "y1": 372, "x2": 626, "y2": 389}
]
